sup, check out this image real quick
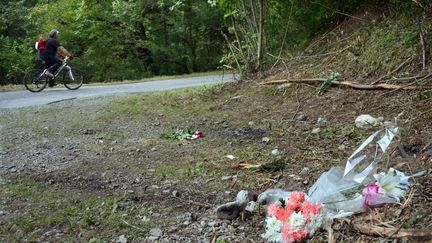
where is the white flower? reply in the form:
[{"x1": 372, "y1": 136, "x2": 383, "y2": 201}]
[
  {"x1": 289, "y1": 212, "x2": 306, "y2": 230},
  {"x1": 263, "y1": 216, "x2": 283, "y2": 242},
  {"x1": 306, "y1": 214, "x2": 324, "y2": 235},
  {"x1": 374, "y1": 168, "x2": 409, "y2": 199}
]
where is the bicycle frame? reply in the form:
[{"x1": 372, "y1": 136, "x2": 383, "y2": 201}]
[{"x1": 42, "y1": 56, "x2": 73, "y2": 80}]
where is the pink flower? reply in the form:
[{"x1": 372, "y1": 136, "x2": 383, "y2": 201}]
[
  {"x1": 275, "y1": 207, "x2": 292, "y2": 222},
  {"x1": 290, "y1": 191, "x2": 305, "y2": 203},
  {"x1": 285, "y1": 198, "x2": 299, "y2": 211},
  {"x1": 282, "y1": 223, "x2": 295, "y2": 243},
  {"x1": 292, "y1": 228, "x2": 308, "y2": 241},
  {"x1": 362, "y1": 184, "x2": 379, "y2": 208},
  {"x1": 267, "y1": 203, "x2": 280, "y2": 217},
  {"x1": 300, "y1": 201, "x2": 321, "y2": 221},
  {"x1": 268, "y1": 204, "x2": 292, "y2": 221}
]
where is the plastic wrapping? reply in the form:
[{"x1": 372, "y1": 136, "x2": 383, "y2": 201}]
[{"x1": 307, "y1": 126, "x2": 399, "y2": 215}]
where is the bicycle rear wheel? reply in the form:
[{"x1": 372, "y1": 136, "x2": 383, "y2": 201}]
[
  {"x1": 23, "y1": 69, "x2": 48, "y2": 92},
  {"x1": 62, "y1": 68, "x2": 83, "y2": 90}
]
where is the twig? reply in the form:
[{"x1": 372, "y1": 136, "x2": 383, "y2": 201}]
[
  {"x1": 417, "y1": 15, "x2": 427, "y2": 70},
  {"x1": 172, "y1": 196, "x2": 212, "y2": 208},
  {"x1": 372, "y1": 57, "x2": 413, "y2": 84},
  {"x1": 421, "y1": 140, "x2": 432, "y2": 153},
  {"x1": 260, "y1": 78, "x2": 432, "y2": 91},
  {"x1": 122, "y1": 219, "x2": 146, "y2": 232}
]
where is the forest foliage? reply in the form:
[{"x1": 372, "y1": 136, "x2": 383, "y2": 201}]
[{"x1": 0, "y1": 0, "x2": 429, "y2": 85}]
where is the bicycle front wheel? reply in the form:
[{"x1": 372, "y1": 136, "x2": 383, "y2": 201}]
[
  {"x1": 62, "y1": 68, "x2": 84, "y2": 90},
  {"x1": 23, "y1": 69, "x2": 48, "y2": 92}
]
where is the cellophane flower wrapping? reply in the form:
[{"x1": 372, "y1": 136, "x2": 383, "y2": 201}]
[{"x1": 263, "y1": 191, "x2": 324, "y2": 243}]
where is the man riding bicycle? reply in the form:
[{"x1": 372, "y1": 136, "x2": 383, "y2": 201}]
[{"x1": 39, "y1": 29, "x2": 73, "y2": 87}]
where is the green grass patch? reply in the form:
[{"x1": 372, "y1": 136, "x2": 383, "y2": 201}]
[{"x1": 1, "y1": 180, "x2": 153, "y2": 241}]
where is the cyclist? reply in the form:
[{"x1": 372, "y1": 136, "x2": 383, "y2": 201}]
[{"x1": 39, "y1": 29, "x2": 73, "y2": 87}]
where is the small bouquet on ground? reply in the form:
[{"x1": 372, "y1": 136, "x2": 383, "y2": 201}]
[{"x1": 264, "y1": 191, "x2": 325, "y2": 243}]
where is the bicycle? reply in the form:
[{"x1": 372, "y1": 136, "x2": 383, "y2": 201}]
[{"x1": 23, "y1": 56, "x2": 84, "y2": 92}]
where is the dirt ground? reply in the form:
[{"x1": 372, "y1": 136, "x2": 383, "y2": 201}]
[{"x1": 0, "y1": 79, "x2": 431, "y2": 242}]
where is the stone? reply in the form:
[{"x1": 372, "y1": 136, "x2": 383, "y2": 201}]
[
  {"x1": 317, "y1": 117, "x2": 327, "y2": 125},
  {"x1": 277, "y1": 83, "x2": 292, "y2": 90},
  {"x1": 355, "y1": 114, "x2": 380, "y2": 129},
  {"x1": 149, "y1": 228, "x2": 163, "y2": 238},
  {"x1": 262, "y1": 137, "x2": 270, "y2": 143},
  {"x1": 297, "y1": 114, "x2": 307, "y2": 122},
  {"x1": 248, "y1": 121, "x2": 255, "y2": 126},
  {"x1": 221, "y1": 175, "x2": 233, "y2": 181},
  {"x1": 299, "y1": 167, "x2": 310, "y2": 176},
  {"x1": 311, "y1": 128, "x2": 321, "y2": 134},
  {"x1": 172, "y1": 190, "x2": 179, "y2": 197},
  {"x1": 338, "y1": 144, "x2": 346, "y2": 151},
  {"x1": 117, "y1": 235, "x2": 127, "y2": 243},
  {"x1": 271, "y1": 149, "x2": 279, "y2": 156},
  {"x1": 226, "y1": 155, "x2": 235, "y2": 160}
]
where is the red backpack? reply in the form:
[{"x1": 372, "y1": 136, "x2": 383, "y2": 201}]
[{"x1": 35, "y1": 37, "x2": 46, "y2": 53}]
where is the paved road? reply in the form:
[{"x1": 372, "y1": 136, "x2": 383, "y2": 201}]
[{"x1": 0, "y1": 74, "x2": 235, "y2": 109}]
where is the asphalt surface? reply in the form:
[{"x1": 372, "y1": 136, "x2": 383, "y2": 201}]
[{"x1": 0, "y1": 74, "x2": 235, "y2": 109}]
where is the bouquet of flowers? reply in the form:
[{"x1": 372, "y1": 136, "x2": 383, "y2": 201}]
[{"x1": 263, "y1": 191, "x2": 325, "y2": 243}]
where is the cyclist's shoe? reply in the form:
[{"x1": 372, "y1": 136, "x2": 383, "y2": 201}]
[
  {"x1": 48, "y1": 80, "x2": 57, "y2": 87},
  {"x1": 44, "y1": 70, "x2": 54, "y2": 78}
]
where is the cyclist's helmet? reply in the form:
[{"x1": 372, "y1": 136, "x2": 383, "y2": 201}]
[{"x1": 49, "y1": 29, "x2": 59, "y2": 38}]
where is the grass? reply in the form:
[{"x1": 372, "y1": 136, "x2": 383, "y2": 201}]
[
  {"x1": 0, "y1": 180, "x2": 154, "y2": 241},
  {"x1": 154, "y1": 161, "x2": 221, "y2": 181}
]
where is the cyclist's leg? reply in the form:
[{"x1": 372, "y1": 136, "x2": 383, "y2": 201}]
[{"x1": 48, "y1": 56, "x2": 62, "y2": 74}]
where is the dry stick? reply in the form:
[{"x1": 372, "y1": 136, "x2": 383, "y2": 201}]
[
  {"x1": 372, "y1": 57, "x2": 413, "y2": 84},
  {"x1": 421, "y1": 140, "x2": 432, "y2": 153},
  {"x1": 382, "y1": 72, "x2": 432, "y2": 95},
  {"x1": 353, "y1": 223, "x2": 432, "y2": 240},
  {"x1": 122, "y1": 219, "x2": 146, "y2": 232},
  {"x1": 383, "y1": 74, "x2": 427, "y2": 82},
  {"x1": 171, "y1": 196, "x2": 212, "y2": 208},
  {"x1": 417, "y1": 15, "x2": 427, "y2": 70},
  {"x1": 222, "y1": 33, "x2": 241, "y2": 71},
  {"x1": 260, "y1": 78, "x2": 432, "y2": 91}
]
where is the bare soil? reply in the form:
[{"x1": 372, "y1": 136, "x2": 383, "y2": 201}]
[{"x1": 0, "y1": 79, "x2": 431, "y2": 242}]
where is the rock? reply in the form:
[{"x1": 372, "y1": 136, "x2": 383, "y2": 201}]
[
  {"x1": 299, "y1": 167, "x2": 310, "y2": 176},
  {"x1": 262, "y1": 137, "x2": 270, "y2": 143},
  {"x1": 311, "y1": 128, "x2": 321, "y2": 134},
  {"x1": 117, "y1": 235, "x2": 127, "y2": 243},
  {"x1": 216, "y1": 190, "x2": 255, "y2": 220},
  {"x1": 317, "y1": 117, "x2": 327, "y2": 125},
  {"x1": 208, "y1": 221, "x2": 220, "y2": 227},
  {"x1": 151, "y1": 147, "x2": 157, "y2": 151},
  {"x1": 338, "y1": 144, "x2": 346, "y2": 151},
  {"x1": 277, "y1": 83, "x2": 292, "y2": 90},
  {"x1": 111, "y1": 140, "x2": 117, "y2": 144},
  {"x1": 221, "y1": 176, "x2": 233, "y2": 181},
  {"x1": 271, "y1": 149, "x2": 279, "y2": 156},
  {"x1": 248, "y1": 121, "x2": 255, "y2": 126},
  {"x1": 172, "y1": 190, "x2": 179, "y2": 197},
  {"x1": 297, "y1": 114, "x2": 307, "y2": 122},
  {"x1": 257, "y1": 189, "x2": 291, "y2": 205},
  {"x1": 149, "y1": 228, "x2": 163, "y2": 238},
  {"x1": 355, "y1": 114, "x2": 380, "y2": 129},
  {"x1": 245, "y1": 201, "x2": 256, "y2": 212},
  {"x1": 0, "y1": 151, "x2": 7, "y2": 155},
  {"x1": 226, "y1": 155, "x2": 235, "y2": 160}
]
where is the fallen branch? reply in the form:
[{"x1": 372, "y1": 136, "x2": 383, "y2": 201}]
[
  {"x1": 260, "y1": 78, "x2": 432, "y2": 91},
  {"x1": 372, "y1": 57, "x2": 413, "y2": 84},
  {"x1": 353, "y1": 223, "x2": 432, "y2": 240}
]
